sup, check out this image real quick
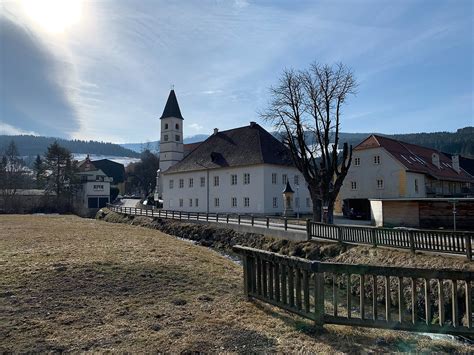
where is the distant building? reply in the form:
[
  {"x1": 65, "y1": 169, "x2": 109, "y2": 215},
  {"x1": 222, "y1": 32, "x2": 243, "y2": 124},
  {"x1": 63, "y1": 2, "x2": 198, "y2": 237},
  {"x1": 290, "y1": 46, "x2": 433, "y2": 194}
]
[
  {"x1": 90, "y1": 158, "x2": 126, "y2": 198},
  {"x1": 75, "y1": 156, "x2": 112, "y2": 216},
  {"x1": 338, "y1": 134, "x2": 474, "y2": 228},
  {"x1": 157, "y1": 90, "x2": 311, "y2": 215}
]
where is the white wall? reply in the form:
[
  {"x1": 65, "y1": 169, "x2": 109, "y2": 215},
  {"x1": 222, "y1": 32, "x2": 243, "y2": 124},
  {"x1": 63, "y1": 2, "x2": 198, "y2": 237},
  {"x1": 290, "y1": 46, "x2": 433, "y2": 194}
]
[
  {"x1": 162, "y1": 164, "x2": 312, "y2": 215},
  {"x1": 339, "y1": 147, "x2": 407, "y2": 200}
]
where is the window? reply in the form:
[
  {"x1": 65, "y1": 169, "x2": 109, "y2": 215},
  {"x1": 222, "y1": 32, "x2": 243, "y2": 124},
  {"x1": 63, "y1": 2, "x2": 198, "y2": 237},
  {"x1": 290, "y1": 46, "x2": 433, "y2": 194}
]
[
  {"x1": 295, "y1": 197, "x2": 300, "y2": 208},
  {"x1": 164, "y1": 134, "x2": 169, "y2": 141},
  {"x1": 374, "y1": 155, "x2": 380, "y2": 164},
  {"x1": 231, "y1": 197, "x2": 237, "y2": 207},
  {"x1": 214, "y1": 198, "x2": 220, "y2": 207},
  {"x1": 169, "y1": 180, "x2": 174, "y2": 189},
  {"x1": 415, "y1": 179, "x2": 419, "y2": 193},
  {"x1": 200, "y1": 177, "x2": 205, "y2": 187},
  {"x1": 179, "y1": 199, "x2": 183, "y2": 207},
  {"x1": 244, "y1": 197, "x2": 250, "y2": 207},
  {"x1": 164, "y1": 123, "x2": 168, "y2": 129},
  {"x1": 377, "y1": 179, "x2": 384, "y2": 189},
  {"x1": 243, "y1": 173, "x2": 250, "y2": 185},
  {"x1": 231, "y1": 174, "x2": 237, "y2": 185},
  {"x1": 282, "y1": 174, "x2": 288, "y2": 184},
  {"x1": 189, "y1": 199, "x2": 193, "y2": 207},
  {"x1": 354, "y1": 157, "x2": 360, "y2": 166},
  {"x1": 214, "y1": 176, "x2": 219, "y2": 186},
  {"x1": 294, "y1": 175, "x2": 299, "y2": 185},
  {"x1": 179, "y1": 179, "x2": 184, "y2": 188},
  {"x1": 306, "y1": 198, "x2": 311, "y2": 207},
  {"x1": 351, "y1": 181, "x2": 357, "y2": 190},
  {"x1": 272, "y1": 173, "x2": 277, "y2": 184},
  {"x1": 195, "y1": 198, "x2": 199, "y2": 207},
  {"x1": 189, "y1": 178, "x2": 193, "y2": 188},
  {"x1": 175, "y1": 135, "x2": 180, "y2": 142},
  {"x1": 272, "y1": 197, "x2": 278, "y2": 208},
  {"x1": 175, "y1": 123, "x2": 179, "y2": 129},
  {"x1": 88, "y1": 197, "x2": 98, "y2": 208}
]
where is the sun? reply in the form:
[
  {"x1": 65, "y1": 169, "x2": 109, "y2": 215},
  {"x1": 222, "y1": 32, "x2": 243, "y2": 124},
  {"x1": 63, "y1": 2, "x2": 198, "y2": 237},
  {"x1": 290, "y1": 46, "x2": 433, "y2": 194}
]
[{"x1": 21, "y1": 0, "x2": 83, "y2": 34}]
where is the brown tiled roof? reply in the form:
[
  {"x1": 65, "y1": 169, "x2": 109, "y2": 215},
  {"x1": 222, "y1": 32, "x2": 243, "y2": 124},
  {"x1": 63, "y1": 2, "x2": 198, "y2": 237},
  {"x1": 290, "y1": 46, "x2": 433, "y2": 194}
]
[
  {"x1": 164, "y1": 122, "x2": 294, "y2": 174},
  {"x1": 355, "y1": 135, "x2": 474, "y2": 182}
]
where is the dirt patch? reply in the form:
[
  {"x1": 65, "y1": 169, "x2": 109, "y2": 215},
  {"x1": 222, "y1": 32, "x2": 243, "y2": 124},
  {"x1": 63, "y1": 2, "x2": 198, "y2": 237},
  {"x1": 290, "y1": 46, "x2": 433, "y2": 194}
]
[{"x1": 1, "y1": 215, "x2": 472, "y2": 352}]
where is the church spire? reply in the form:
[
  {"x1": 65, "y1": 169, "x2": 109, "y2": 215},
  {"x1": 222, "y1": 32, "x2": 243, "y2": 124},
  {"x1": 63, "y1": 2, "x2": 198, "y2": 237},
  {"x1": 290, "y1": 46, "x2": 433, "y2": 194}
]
[{"x1": 160, "y1": 89, "x2": 184, "y2": 119}]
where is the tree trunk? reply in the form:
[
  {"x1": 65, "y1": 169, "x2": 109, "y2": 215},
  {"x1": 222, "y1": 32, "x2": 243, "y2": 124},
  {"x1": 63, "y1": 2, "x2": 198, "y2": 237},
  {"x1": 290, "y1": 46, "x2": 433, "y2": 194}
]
[
  {"x1": 326, "y1": 200, "x2": 335, "y2": 224},
  {"x1": 311, "y1": 197, "x2": 322, "y2": 222}
]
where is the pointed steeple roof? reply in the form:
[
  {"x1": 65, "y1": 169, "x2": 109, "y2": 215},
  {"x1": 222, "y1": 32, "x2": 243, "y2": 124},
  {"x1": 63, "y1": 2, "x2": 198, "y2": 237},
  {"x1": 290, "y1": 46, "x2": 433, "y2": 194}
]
[{"x1": 160, "y1": 89, "x2": 184, "y2": 119}]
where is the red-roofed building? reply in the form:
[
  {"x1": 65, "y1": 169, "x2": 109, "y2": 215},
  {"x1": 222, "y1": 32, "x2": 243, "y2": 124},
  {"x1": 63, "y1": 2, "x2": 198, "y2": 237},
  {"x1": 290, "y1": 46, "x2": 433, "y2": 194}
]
[{"x1": 338, "y1": 135, "x2": 474, "y2": 227}]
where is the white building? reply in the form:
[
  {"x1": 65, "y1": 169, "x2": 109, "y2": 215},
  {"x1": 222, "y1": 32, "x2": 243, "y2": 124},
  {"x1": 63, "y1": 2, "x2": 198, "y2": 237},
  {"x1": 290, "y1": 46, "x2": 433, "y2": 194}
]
[
  {"x1": 75, "y1": 156, "x2": 111, "y2": 216},
  {"x1": 158, "y1": 90, "x2": 312, "y2": 215},
  {"x1": 338, "y1": 134, "x2": 474, "y2": 219}
]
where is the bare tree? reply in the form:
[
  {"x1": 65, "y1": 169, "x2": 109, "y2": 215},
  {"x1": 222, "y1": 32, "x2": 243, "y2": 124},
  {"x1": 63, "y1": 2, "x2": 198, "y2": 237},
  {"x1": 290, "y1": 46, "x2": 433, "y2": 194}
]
[{"x1": 261, "y1": 62, "x2": 356, "y2": 223}]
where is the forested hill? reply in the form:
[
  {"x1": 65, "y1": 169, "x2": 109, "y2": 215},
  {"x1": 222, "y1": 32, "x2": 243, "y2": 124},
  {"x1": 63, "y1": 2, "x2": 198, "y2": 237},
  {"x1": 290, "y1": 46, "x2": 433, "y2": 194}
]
[
  {"x1": 339, "y1": 127, "x2": 474, "y2": 157},
  {"x1": 0, "y1": 135, "x2": 140, "y2": 158}
]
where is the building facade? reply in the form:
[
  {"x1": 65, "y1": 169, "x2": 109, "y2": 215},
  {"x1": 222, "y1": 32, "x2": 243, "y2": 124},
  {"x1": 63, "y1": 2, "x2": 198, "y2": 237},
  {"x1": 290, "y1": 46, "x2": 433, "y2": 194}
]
[{"x1": 156, "y1": 90, "x2": 311, "y2": 215}]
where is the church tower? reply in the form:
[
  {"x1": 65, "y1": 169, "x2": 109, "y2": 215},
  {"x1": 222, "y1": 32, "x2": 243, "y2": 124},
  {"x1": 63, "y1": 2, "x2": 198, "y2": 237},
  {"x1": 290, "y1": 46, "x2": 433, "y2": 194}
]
[{"x1": 159, "y1": 89, "x2": 184, "y2": 173}]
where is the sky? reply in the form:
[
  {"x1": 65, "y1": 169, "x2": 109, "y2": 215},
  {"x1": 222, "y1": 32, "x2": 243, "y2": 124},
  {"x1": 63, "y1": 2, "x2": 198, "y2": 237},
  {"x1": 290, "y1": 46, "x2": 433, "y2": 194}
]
[{"x1": 0, "y1": 0, "x2": 473, "y2": 143}]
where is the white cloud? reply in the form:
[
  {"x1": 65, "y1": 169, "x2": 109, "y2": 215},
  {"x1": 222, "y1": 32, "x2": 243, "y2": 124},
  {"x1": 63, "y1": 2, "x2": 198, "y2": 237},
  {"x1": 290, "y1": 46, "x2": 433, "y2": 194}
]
[
  {"x1": 0, "y1": 122, "x2": 39, "y2": 136},
  {"x1": 188, "y1": 123, "x2": 204, "y2": 132}
]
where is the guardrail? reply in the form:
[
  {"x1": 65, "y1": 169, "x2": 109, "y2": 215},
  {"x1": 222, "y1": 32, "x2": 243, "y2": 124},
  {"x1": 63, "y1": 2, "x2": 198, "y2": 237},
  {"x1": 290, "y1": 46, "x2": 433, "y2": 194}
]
[
  {"x1": 309, "y1": 222, "x2": 474, "y2": 261},
  {"x1": 233, "y1": 245, "x2": 473, "y2": 336},
  {"x1": 106, "y1": 204, "x2": 307, "y2": 233}
]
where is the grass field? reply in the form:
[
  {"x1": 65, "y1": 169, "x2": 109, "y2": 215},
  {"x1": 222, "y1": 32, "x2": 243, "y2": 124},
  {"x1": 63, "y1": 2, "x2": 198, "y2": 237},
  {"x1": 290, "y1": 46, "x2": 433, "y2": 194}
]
[{"x1": 0, "y1": 215, "x2": 472, "y2": 352}]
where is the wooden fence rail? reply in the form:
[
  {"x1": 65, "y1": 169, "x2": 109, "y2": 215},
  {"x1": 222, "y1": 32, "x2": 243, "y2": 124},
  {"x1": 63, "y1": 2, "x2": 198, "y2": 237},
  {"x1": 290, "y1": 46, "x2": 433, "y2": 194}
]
[
  {"x1": 309, "y1": 221, "x2": 474, "y2": 261},
  {"x1": 106, "y1": 204, "x2": 473, "y2": 260},
  {"x1": 233, "y1": 245, "x2": 474, "y2": 336},
  {"x1": 106, "y1": 204, "x2": 307, "y2": 232}
]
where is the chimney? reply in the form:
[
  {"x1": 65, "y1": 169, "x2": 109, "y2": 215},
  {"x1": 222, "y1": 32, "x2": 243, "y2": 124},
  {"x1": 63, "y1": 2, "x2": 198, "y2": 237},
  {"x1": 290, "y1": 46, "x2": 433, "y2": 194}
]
[
  {"x1": 250, "y1": 121, "x2": 256, "y2": 127},
  {"x1": 452, "y1": 155, "x2": 460, "y2": 174},
  {"x1": 431, "y1": 153, "x2": 440, "y2": 169},
  {"x1": 213, "y1": 128, "x2": 219, "y2": 135}
]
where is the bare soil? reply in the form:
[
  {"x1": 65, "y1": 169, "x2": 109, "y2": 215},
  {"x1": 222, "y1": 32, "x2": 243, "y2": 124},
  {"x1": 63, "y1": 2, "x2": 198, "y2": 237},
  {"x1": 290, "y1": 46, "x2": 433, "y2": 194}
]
[{"x1": 1, "y1": 215, "x2": 472, "y2": 352}]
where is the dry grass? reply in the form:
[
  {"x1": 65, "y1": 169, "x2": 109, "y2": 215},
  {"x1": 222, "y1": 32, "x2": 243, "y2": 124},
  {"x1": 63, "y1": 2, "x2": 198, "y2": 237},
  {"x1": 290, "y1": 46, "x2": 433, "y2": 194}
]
[{"x1": 0, "y1": 215, "x2": 472, "y2": 353}]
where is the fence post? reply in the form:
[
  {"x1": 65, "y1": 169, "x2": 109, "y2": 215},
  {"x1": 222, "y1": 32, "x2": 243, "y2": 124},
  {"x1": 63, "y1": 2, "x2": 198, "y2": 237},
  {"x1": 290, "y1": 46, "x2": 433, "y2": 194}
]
[
  {"x1": 284, "y1": 217, "x2": 288, "y2": 231},
  {"x1": 226, "y1": 214, "x2": 229, "y2": 224},
  {"x1": 206, "y1": 213, "x2": 209, "y2": 222},
  {"x1": 243, "y1": 254, "x2": 250, "y2": 299},
  {"x1": 197, "y1": 212, "x2": 200, "y2": 221},
  {"x1": 165, "y1": 210, "x2": 168, "y2": 218},
  {"x1": 338, "y1": 226, "x2": 343, "y2": 244},
  {"x1": 409, "y1": 231, "x2": 415, "y2": 254},
  {"x1": 314, "y1": 267, "x2": 325, "y2": 329},
  {"x1": 251, "y1": 215, "x2": 254, "y2": 226},
  {"x1": 465, "y1": 233, "x2": 472, "y2": 261},
  {"x1": 238, "y1": 215, "x2": 241, "y2": 225},
  {"x1": 371, "y1": 228, "x2": 377, "y2": 248},
  {"x1": 266, "y1": 217, "x2": 270, "y2": 228},
  {"x1": 306, "y1": 219, "x2": 311, "y2": 241},
  {"x1": 216, "y1": 213, "x2": 219, "y2": 223},
  {"x1": 179, "y1": 211, "x2": 182, "y2": 220}
]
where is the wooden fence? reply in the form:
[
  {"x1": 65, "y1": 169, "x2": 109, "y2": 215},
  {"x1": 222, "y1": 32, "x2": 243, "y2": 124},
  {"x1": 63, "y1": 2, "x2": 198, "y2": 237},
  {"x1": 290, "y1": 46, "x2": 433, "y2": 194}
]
[
  {"x1": 107, "y1": 204, "x2": 306, "y2": 232},
  {"x1": 309, "y1": 222, "x2": 474, "y2": 260},
  {"x1": 233, "y1": 245, "x2": 473, "y2": 336}
]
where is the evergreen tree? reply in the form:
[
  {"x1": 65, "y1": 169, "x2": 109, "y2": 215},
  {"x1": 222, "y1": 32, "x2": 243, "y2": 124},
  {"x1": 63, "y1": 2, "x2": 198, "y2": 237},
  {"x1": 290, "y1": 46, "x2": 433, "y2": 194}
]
[
  {"x1": 33, "y1": 154, "x2": 45, "y2": 188},
  {"x1": 44, "y1": 142, "x2": 78, "y2": 207}
]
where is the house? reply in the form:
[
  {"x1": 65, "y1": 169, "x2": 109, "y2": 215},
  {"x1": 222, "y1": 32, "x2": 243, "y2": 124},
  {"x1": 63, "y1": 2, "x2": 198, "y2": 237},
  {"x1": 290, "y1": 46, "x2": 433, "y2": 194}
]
[
  {"x1": 89, "y1": 158, "x2": 125, "y2": 199},
  {"x1": 157, "y1": 90, "x2": 312, "y2": 215},
  {"x1": 75, "y1": 156, "x2": 112, "y2": 216},
  {"x1": 338, "y1": 134, "x2": 474, "y2": 228}
]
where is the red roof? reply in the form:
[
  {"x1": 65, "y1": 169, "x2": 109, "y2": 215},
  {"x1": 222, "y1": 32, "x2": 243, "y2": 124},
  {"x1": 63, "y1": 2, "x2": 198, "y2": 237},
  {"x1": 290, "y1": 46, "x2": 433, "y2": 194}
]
[{"x1": 355, "y1": 135, "x2": 474, "y2": 183}]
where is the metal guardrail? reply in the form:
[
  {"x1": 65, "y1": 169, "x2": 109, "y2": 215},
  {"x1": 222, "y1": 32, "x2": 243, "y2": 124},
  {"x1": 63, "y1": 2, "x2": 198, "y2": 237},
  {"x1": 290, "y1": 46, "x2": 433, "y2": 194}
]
[
  {"x1": 308, "y1": 221, "x2": 474, "y2": 261},
  {"x1": 233, "y1": 245, "x2": 474, "y2": 336}
]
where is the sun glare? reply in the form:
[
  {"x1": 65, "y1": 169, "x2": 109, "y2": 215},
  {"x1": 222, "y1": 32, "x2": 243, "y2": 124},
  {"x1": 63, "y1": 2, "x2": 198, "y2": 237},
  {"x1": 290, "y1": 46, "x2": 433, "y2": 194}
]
[{"x1": 21, "y1": 0, "x2": 83, "y2": 34}]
